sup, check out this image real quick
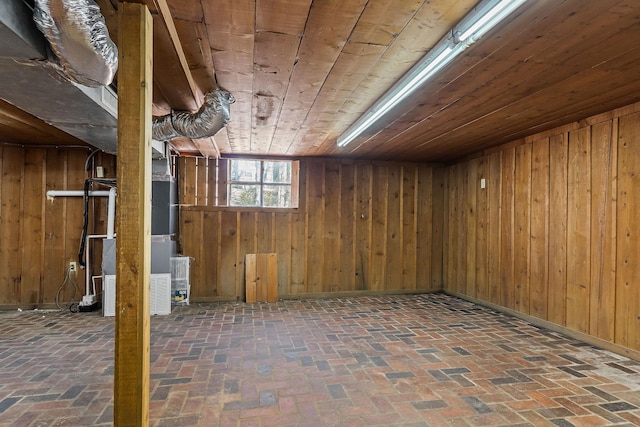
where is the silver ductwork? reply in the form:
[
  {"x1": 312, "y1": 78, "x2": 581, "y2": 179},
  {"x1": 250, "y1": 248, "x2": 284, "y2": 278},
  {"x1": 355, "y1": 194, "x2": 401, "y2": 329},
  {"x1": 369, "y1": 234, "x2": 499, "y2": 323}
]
[
  {"x1": 152, "y1": 88, "x2": 235, "y2": 141},
  {"x1": 33, "y1": 0, "x2": 118, "y2": 87},
  {"x1": 0, "y1": 1, "x2": 47, "y2": 60},
  {"x1": 0, "y1": 0, "x2": 117, "y2": 153}
]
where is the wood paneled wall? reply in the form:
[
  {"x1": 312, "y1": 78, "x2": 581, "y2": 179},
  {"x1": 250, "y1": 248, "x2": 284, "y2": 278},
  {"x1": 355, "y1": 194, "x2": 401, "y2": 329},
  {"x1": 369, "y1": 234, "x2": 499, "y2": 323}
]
[
  {"x1": 0, "y1": 146, "x2": 115, "y2": 308},
  {"x1": 181, "y1": 158, "x2": 444, "y2": 300},
  {"x1": 442, "y1": 104, "x2": 640, "y2": 351}
]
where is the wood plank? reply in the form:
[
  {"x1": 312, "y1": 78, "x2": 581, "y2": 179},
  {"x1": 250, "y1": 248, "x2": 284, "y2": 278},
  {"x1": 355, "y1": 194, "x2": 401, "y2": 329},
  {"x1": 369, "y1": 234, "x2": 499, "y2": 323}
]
[
  {"x1": 220, "y1": 211, "x2": 239, "y2": 299},
  {"x1": 289, "y1": 42, "x2": 386, "y2": 155},
  {"x1": 401, "y1": 165, "x2": 417, "y2": 290},
  {"x1": 274, "y1": 213, "x2": 291, "y2": 297},
  {"x1": 429, "y1": 167, "x2": 442, "y2": 290},
  {"x1": 196, "y1": 157, "x2": 208, "y2": 206},
  {"x1": 291, "y1": 160, "x2": 301, "y2": 208},
  {"x1": 0, "y1": 147, "x2": 24, "y2": 305},
  {"x1": 454, "y1": 164, "x2": 466, "y2": 294},
  {"x1": 464, "y1": 159, "x2": 478, "y2": 297},
  {"x1": 370, "y1": 164, "x2": 388, "y2": 291},
  {"x1": 237, "y1": 212, "x2": 257, "y2": 299},
  {"x1": 269, "y1": 0, "x2": 367, "y2": 153},
  {"x1": 266, "y1": 253, "x2": 278, "y2": 302},
  {"x1": 416, "y1": 166, "x2": 433, "y2": 290},
  {"x1": 323, "y1": 161, "x2": 340, "y2": 292},
  {"x1": 64, "y1": 151, "x2": 86, "y2": 296},
  {"x1": 256, "y1": 212, "x2": 274, "y2": 253},
  {"x1": 548, "y1": 133, "x2": 569, "y2": 326},
  {"x1": 181, "y1": 209, "x2": 202, "y2": 296},
  {"x1": 385, "y1": 165, "x2": 402, "y2": 290},
  {"x1": 250, "y1": 31, "x2": 299, "y2": 153},
  {"x1": 172, "y1": 19, "x2": 216, "y2": 92},
  {"x1": 154, "y1": 0, "x2": 202, "y2": 102},
  {"x1": 305, "y1": 160, "x2": 324, "y2": 293},
  {"x1": 256, "y1": 0, "x2": 311, "y2": 34},
  {"x1": 616, "y1": 112, "x2": 640, "y2": 350},
  {"x1": 290, "y1": 161, "x2": 307, "y2": 294},
  {"x1": 339, "y1": 161, "x2": 356, "y2": 291},
  {"x1": 441, "y1": 168, "x2": 450, "y2": 291},
  {"x1": 42, "y1": 150, "x2": 67, "y2": 305},
  {"x1": 514, "y1": 144, "x2": 532, "y2": 313},
  {"x1": 181, "y1": 157, "x2": 197, "y2": 205},
  {"x1": 355, "y1": 163, "x2": 372, "y2": 290},
  {"x1": 256, "y1": 253, "x2": 268, "y2": 302},
  {"x1": 201, "y1": 211, "x2": 220, "y2": 298},
  {"x1": 203, "y1": 0, "x2": 254, "y2": 153},
  {"x1": 590, "y1": 120, "x2": 616, "y2": 341},
  {"x1": 206, "y1": 158, "x2": 216, "y2": 206},
  {"x1": 500, "y1": 148, "x2": 516, "y2": 309},
  {"x1": 445, "y1": 164, "x2": 459, "y2": 292},
  {"x1": 487, "y1": 152, "x2": 502, "y2": 304},
  {"x1": 475, "y1": 157, "x2": 488, "y2": 301},
  {"x1": 217, "y1": 158, "x2": 228, "y2": 206},
  {"x1": 530, "y1": 138, "x2": 550, "y2": 319},
  {"x1": 566, "y1": 126, "x2": 591, "y2": 333},
  {"x1": 245, "y1": 253, "x2": 257, "y2": 302},
  {"x1": 148, "y1": 6, "x2": 197, "y2": 112},
  {"x1": 114, "y1": 3, "x2": 152, "y2": 425},
  {"x1": 144, "y1": 0, "x2": 221, "y2": 155},
  {"x1": 21, "y1": 149, "x2": 45, "y2": 306}
]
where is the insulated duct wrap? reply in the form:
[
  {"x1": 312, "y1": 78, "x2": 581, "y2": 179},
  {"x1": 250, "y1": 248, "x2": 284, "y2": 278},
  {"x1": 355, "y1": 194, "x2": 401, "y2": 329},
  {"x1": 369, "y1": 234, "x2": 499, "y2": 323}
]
[
  {"x1": 152, "y1": 88, "x2": 235, "y2": 141},
  {"x1": 33, "y1": 0, "x2": 118, "y2": 87}
]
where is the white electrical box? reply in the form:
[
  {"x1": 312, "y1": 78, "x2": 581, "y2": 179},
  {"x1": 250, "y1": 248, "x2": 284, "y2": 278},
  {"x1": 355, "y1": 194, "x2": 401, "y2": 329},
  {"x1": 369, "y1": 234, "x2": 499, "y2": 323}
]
[{"x1": 103, "y1": 273, "x2": 172, "y2": 316}]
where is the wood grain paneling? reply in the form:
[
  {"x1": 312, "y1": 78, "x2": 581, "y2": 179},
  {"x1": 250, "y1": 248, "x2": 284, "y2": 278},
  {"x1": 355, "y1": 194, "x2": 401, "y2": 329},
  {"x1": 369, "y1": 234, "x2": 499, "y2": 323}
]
[
  {"x1": 548, "y1": 133, "x2": 568, "y2": 326},
  {"x1": 181, "y1": 158, "x2": 442, "y2": 300},
  {"x1": 566, "y1": 127, "x2": 591, "y2": 333},
  {"x1": 443, "y1": 102, "x2": 640, "y2": 352},
  {"x1": 616, "y1": 112, "x2": 640, "y2": 350},
  {"x1": 529, "y1": 138, "x2": 549, "y2": 320},
  {"x1": 0, "y1": 147, "x2": 114, "y2": 308}
]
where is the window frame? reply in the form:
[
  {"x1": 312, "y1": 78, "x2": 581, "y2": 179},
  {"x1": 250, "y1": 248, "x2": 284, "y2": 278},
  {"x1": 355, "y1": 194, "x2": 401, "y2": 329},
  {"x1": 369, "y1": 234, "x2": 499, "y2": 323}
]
[{"x1": 226, "y1": 158, "x2": 299, "y2": 209}]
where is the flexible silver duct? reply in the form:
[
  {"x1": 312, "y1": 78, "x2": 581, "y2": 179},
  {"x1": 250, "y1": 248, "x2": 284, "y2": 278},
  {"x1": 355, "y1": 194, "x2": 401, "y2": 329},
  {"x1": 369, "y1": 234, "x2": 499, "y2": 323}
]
[
  {"x1": 152, "y1": 88, "x2": 235, "y2": 141},
  {"x1": 33, "y1": 0, "x2": 117, "y2": 87}
]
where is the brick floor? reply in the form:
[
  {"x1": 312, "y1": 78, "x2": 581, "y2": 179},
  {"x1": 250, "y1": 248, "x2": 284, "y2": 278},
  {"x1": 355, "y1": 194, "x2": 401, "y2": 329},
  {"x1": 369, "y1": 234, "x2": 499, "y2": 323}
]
[{"x1": 1, "y1": 294, "x2": 639, "y2": 426}]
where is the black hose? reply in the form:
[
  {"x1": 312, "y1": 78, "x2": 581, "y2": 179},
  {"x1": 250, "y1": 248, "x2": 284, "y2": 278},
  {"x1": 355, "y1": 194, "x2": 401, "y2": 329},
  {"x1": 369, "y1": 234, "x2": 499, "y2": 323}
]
[
  {"x1": 77, "y1": 178, "x2": 117, "y2": 268},
  {"x1": 77, "y1": 179, "x2": 91, "y2": 268}
]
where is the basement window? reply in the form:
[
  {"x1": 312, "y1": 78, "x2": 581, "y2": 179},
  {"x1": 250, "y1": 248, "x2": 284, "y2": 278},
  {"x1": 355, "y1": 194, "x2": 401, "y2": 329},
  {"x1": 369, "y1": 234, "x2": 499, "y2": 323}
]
[{"x1": 228, "y1": 159, "x2": 298, "y2": 208}]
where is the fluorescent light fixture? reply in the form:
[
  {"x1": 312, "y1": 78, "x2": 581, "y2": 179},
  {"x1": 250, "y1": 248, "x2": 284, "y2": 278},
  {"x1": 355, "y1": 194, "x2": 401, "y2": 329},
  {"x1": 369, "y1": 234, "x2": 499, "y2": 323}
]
[
  {"x1": 337, "y1": 0, "x2": 528, "y2": 148},
  {"x1": 457, "y1": 0, "x2": 528, "y2": 42}
]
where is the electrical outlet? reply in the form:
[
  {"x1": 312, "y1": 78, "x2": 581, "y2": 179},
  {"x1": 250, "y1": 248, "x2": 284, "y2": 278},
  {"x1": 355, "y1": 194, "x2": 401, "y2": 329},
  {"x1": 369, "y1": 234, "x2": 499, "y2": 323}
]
[{"x1": 69, "y1": 261, "x2": 77, "y2": 272}]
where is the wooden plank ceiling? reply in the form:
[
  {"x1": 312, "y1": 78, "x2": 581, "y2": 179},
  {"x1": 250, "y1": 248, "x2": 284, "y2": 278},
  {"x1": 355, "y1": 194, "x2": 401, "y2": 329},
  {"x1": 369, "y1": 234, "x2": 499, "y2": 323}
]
[{"x1": 1, "y1": 0, "x2": 640, "y2": 163}]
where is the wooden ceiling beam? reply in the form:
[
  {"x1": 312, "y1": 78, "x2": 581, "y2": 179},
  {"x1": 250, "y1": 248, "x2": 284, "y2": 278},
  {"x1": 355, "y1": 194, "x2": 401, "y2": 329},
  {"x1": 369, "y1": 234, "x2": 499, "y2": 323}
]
[
  {"x1": 151, "y1": 0, "x2": 219, "y2": 158},
  {"x1": 153, "y1": 0, "x2": 201, "y2": 101}
]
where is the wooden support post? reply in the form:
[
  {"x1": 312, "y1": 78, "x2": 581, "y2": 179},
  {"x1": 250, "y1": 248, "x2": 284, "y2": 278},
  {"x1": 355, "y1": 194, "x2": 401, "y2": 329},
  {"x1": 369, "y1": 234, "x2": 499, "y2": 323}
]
[{"x1": 114, "y1": 3, "x2": 153, "y2": 426}]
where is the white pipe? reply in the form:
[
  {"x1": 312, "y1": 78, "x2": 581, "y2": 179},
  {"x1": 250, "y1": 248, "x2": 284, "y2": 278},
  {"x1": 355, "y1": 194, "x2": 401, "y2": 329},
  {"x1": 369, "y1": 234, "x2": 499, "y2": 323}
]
[
  {"x1": 107, "y1": 187, "x2": 116, "y2": 239},
  {"x1": 85, "y1": 234, "x2": 108, "y2": 301},
  {"x1": 46, "y1": 190, "x2": 111, "y2": 199},
  {"x1": 46, "y1": 188, "x2": 118, "y2": 303}
]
